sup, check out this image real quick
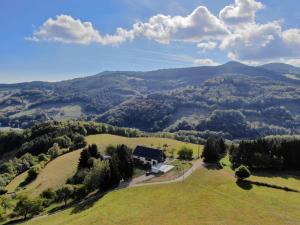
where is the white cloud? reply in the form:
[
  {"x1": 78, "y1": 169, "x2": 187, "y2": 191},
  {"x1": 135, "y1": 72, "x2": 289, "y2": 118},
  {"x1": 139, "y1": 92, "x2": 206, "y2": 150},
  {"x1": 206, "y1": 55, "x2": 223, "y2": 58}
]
[
  {"x1": 219, "y1": 0, "x2": 264, "y2": 26},
  {"x1": 197, "y1": 41, "x2": 217, "y2": 50},
  {"x1": 28, "y1": 15, "x2": 134, "y2": 45},
  {"x1": 29, "y1": 6, "x2": 229, "y2": 45},
  {"x1": 28, "y1": 0, "x2": 300, "y2": 65}
]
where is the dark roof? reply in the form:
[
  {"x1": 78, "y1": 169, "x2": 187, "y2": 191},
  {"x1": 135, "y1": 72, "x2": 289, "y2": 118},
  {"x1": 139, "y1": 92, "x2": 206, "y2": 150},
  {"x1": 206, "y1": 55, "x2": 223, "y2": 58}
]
[{"x1": 133, "y1": 146, "x2": 165, "y2": 162}]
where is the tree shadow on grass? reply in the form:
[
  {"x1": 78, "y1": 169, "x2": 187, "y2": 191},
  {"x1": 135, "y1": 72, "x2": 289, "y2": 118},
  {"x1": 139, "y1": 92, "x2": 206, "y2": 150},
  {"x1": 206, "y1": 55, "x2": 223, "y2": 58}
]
[
  {"x1": 71, "y1": 192, "x2": 106, "y2": 214},
  {"x1": 236, "y1": 180, "x2": 253, "y2": 190},
  {"x1": 203, "y1": 162, "x2": 223, "y2": 170},
  {"x1": 251, "y1": 170, "x2": 300, "y2": 180},
  {"x1": 235, "y1": 179, "x2": 300, "y2": 193}
]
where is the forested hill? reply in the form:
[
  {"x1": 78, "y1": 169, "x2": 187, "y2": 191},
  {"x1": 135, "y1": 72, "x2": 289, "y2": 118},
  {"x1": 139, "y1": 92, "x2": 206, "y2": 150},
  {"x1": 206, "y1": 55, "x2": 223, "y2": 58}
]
[{"x1": 1, "y1": 61, "x2": 300, "y2": 140}]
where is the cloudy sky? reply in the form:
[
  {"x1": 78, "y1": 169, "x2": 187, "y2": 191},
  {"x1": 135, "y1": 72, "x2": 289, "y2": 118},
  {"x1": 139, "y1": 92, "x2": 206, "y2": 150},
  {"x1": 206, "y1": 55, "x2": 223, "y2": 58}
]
[{"x1": 1, "y1": 0, "x2": 300, "y2": 83}]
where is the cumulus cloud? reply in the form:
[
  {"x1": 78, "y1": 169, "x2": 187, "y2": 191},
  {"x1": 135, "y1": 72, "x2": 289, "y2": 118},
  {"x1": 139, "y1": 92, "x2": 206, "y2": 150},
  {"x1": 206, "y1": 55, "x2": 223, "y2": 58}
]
[
  {"x1": 29, "y1": 6, "x2": 229, "y2": 45},
  {"x1": 27, "y1": 15, "x2": 134, "y2": 45},
  {"x1": 219, "y1": 0, "x2": 264, "y2": 26},
  {"x1": 28, "y1": 0, "x2": 300, "y2": 65}
]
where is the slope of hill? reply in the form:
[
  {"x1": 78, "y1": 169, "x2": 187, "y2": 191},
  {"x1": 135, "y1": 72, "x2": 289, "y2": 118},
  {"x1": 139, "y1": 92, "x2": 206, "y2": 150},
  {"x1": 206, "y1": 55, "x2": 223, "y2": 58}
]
[
  {"x1": 21, "y1": 168, "x2": 300, "y2": 225},
  {"x1": 5, "y1": 134, "x2": 201, "y2": 196},
  {"x1": 1, "y1": 62, "x2": 300, "y2": 139}
]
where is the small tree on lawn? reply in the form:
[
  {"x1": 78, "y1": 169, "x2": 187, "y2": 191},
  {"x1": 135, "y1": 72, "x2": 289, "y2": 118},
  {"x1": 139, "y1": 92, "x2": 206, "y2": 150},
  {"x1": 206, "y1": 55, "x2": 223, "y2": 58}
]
[
  {"x1": 56, "y1": 185, "x2": 74, "y2": 206},
  {"x1": 235, "y1": 165, "x2": 251, "y2": 180},
  {"x1": 178, "y1": 146, "x2": 193, "y2": 160}
]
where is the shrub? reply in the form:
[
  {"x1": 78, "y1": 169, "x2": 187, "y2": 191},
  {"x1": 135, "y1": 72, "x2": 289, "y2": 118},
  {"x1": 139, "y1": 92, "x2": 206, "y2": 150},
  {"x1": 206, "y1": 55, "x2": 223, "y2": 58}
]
[
  {"x1": 40, "y1": 188, "x2": 56, "y2": 200},
  {"x1": 177, "y1": 146, "x2": 193, "y2": 160},
  {"x1": 0, "y1": 187, "x2": 7, "y2": 195},
  {"x1": 38, "y1": 153, "x2": 50, "y2": 162},
  {"x1": 26, "y1": 165, "x2": 41, "y2": 182},
  {"x1": 15, "y1": 196, "x2": 44, "y2": 219},
  {"x1": 72, "y1": 185, "x2": 88, "y2": 201},
  {"x1": 47, "y1": 143, "x2": 61, "y2": 159},
  {"x1": 235, "y1": 165, "x2": 251, "y2": 180}
]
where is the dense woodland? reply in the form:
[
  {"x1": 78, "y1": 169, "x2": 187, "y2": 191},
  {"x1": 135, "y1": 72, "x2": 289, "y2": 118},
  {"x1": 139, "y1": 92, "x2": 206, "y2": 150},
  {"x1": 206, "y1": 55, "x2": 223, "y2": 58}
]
[{"x1": 1, "y1": 62, "x2": 300, "y2": 140}]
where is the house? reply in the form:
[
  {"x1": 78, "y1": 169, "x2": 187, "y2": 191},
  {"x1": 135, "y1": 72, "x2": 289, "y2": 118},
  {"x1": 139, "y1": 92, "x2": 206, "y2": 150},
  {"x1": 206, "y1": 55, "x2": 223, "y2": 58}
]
[{"x1": 133, "y1": 146, "x2": 166, "y2": 166}]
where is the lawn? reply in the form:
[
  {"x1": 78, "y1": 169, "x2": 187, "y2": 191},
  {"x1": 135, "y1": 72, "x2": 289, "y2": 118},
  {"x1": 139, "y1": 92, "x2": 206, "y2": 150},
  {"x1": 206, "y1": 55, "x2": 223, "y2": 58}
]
[
  {"x1": 86, "y1": 134, "x2": 202, "y2": 158},
  {"x1": 22, "y1": 168, "x2": 300, "y2": 225}
]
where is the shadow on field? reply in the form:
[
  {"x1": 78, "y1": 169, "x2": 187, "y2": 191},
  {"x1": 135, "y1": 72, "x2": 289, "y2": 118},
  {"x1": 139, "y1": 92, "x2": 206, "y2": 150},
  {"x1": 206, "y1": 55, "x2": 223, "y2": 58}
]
[
  {"x1": 204, "y1": 162, "x2": 223, "y2": 170},
  {"x1": 71, "y1": 192, "x2": 106, "y2": 214},
  {"x1": 236, "y1": 179, "x2": 300, "y2": 193},
  {"x1": 251, "y1": 170, "x2": 300, "y2": 180},
  {"x1": 236, "y1": 180, "x2": 253, "y2": 190}
]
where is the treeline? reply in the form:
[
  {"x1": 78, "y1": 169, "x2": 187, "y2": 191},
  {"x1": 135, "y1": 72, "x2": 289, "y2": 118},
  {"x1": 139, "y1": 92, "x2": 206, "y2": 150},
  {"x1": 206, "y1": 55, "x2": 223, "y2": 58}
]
[
  {"x1": 0, "y1": 121, "x2": 140, "y2": 192},
  {"x1": 229, "y1": 136, "x2": 300, "y2": 170}
]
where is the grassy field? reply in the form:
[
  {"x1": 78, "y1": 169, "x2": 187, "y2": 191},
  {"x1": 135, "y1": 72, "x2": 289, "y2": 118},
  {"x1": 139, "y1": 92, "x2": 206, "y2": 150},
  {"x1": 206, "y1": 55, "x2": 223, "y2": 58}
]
[
  {"x1": 7, "y1": 149, "x2": 82, "y2": 197},
  {"x1": 86, "y1": 134, "x2": 202, "y2": 158},
  {"x1": 22, "y1": 168, "x2": 300, "y2": 225},
  {"x1": 6, "y1": 134, "x2": 201, "y2": 197}
]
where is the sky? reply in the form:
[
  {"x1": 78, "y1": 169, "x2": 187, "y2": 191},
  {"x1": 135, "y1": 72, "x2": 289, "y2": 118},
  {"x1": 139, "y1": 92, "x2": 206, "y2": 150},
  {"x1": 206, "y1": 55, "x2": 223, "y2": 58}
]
[{"x1": 1, "y1": 0, "x2": 300, "y2": 83}]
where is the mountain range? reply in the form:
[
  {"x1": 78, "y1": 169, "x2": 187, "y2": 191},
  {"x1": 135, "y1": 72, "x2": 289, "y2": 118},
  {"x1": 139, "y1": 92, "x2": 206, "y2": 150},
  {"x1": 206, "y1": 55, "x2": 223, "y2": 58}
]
[{"x1": 1, "y1": 61, "x2": 300, "y2": 139}]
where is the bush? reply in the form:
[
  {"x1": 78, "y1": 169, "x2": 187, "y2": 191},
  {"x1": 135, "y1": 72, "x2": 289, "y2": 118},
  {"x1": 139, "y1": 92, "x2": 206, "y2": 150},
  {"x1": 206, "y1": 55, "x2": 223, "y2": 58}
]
[
  {"x1": 83, "y1": 160, "x2": 111, "y2": 192},
  {"x1": 47, "y1": 143, "x2": 61, "y2": 159},
  {"x1": 72, "y1": 185, "x2": 88, "y2": 201},
  {"x1": 38, "y1": 153, "x2": 50, "y2": 162},
  {"x1": 15, "y1": 196, "x2": 44, "y2": 219},
  {"x1": 40, "y1": 188, "x2": 56, "y2": 200},
  {"x1": 0, "y1": 187, "x2": 7, "y2": 195},
  {"x1": 26, "y1": 165, "x2": 41, "y2": 182},
  {"x1": 177, "y1": 146, "x2": 193, "y2": 160},
  {"x1": 235, "y1": 165, "x2": 251, "y2": 180}
]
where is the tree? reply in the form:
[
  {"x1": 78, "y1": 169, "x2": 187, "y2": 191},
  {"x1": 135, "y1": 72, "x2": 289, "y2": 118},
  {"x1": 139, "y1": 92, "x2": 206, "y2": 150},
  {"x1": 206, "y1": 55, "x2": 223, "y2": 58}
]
[
  {"x1": 47, "y1": 143, "x2": 61, "y2": 159},
  {"x1": 78, "y1": 145, "x2": 102, "y2": 169},
  {"x1": 108, "y1": 154, "x2": 121, "y2": 187},
  {"x1": 15, "y1": 196, "x2": 43, "y2": 219},
  {"x1": 83, "y1": 160, "x2": 112, "y2": 192},
  {"x1": 177, "y1": 146, "x2": 193, "y2": 160},
  {"x1": 201, "y1": 136, "x2": 221, "y2": 163},
  {"x1": 235, "y1": 165, "x2": 251, "y2": 180},
  {"x1": 55, "y1": 185, "x2": 74, "y2": 206},
  {"x1": 114, "y1": 145, "x2": 133, "y2": 180}
]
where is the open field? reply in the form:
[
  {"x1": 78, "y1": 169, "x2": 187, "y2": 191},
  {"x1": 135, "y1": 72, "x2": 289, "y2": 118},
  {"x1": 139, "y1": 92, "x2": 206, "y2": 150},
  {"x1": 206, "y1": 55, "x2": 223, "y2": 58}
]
[
  {"x1": 6, "y1": 135, "x2": 201, "y2": 197},
  {"x1": 7, "y1": 149, "x2": 82, "y2": 197},
  {"x1": 86, "y1": 134, "x2": 202, "y2": 158},
  {"x1": 22, "y1": 168, "x2": 300, "y2": 225}
]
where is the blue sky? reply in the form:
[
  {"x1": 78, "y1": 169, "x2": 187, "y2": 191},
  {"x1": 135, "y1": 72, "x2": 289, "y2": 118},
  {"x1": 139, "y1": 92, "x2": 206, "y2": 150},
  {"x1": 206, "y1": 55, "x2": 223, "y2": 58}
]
[{"x1": 1, "y1": 0, "x2": 300, "y2": 83}]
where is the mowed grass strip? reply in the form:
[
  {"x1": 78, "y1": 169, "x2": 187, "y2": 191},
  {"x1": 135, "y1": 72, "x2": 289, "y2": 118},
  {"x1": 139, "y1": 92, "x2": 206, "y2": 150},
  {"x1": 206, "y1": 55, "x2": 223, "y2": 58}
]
[
  {"x1": 86, "y1": 134, "x2": 202, "y2": 157},
  {"x1": 22, "y1": 168, "x2": 300, "y2": 225}
]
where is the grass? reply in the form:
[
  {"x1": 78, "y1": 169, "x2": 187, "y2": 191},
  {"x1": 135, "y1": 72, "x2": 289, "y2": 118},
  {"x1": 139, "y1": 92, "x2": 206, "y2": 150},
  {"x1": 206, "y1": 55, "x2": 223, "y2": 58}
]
[
  {"x1": 7, "y1": 149, "x2": 82, "y2": 197},
  {"x1": 21, "y1": 168, "x2": 300, "y2": 225},
  {"x1": 86, "y1": 134, "x2": 202, "y2": 158}
]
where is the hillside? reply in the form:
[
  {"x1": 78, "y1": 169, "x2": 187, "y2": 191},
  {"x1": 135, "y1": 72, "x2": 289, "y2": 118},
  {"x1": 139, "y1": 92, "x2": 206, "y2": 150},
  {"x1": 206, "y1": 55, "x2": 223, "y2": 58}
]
[
  {"x1": 5, "y1": 134, "x2": 201, "y2": 197},
  {"x1": 1, "y1": 62, "x2": 300, "y2": 139},
  {"x1": 21, "y1": 169, "x2": 300, "y2": 225}
]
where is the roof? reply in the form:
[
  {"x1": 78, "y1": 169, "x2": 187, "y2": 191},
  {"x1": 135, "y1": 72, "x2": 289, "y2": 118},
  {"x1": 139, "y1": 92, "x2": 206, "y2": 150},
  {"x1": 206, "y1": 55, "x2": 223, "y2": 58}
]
[{"x1": 133, "y1": 146, "x2": 165, "y2": 162}]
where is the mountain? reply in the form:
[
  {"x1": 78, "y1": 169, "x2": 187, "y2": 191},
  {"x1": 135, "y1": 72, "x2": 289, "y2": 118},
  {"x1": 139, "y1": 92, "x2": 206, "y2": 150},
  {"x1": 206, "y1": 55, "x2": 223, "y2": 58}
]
[{"x1": 1, "y1": 62, "x2": 300, "y2": 139}]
